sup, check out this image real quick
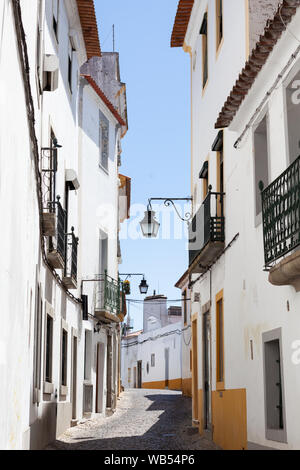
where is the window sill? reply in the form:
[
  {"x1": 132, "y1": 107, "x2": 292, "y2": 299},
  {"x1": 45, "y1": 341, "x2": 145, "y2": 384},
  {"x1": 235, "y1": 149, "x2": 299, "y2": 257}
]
[
  {"x1": 99, "y1": 164, "x2": 109, "y2": 175},
  {"x1": 43, "y1": 381, "x2": 54, "y2": 395},
  {"x1": 60, "y1": 385, "x2": 68, "y2": 397}
]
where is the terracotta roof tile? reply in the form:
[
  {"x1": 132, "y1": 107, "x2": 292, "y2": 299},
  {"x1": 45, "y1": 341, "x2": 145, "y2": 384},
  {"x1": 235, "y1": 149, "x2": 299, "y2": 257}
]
[
  {"x1": 171, "y1": 0, "x2": 194, "y2": 48},
  {"x1": 76, "y1": 0, "x2": 101, "y2": 59},
  {"x1": 215, "y1": 0, "x2": 300, "y2": 129}
]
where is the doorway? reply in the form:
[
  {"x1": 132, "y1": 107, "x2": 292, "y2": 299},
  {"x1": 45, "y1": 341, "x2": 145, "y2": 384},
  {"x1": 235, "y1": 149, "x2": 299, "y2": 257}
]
[
  {"x1": 71, "y1": 335, "x2": 77, "y2": 421},
  {"x1": 203, "y1": 312, "x2": 212, "y2": 437},
  {"x1": 137, "y1": 361, "x2": 142, "y2": 388},
  {"x1": 192, "y1": 319, "x2": 198, "y2": 423},
  {"x1": 96, "y1": 342, "x2": 105, "y2": 413},
  {"x1": 164, "y1": 348, "x2": 170, "y2": 389},
  {"x1": 106, "y1": 335, "x2": 112, "y2": 409}
]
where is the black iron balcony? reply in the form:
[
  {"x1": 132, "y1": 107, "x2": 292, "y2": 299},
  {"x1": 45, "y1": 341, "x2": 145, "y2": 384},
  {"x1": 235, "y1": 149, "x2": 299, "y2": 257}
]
[
  {"x1": 260, "y1": 156, "x2": 300, "y2": 268},
  {"x1": 62, "y1": 227, "x2": 78, "y2": 289},
  {"x1": 94, "y1": 271, "x2": 123, "y2": 323},
  {"x1": 41, "y1": 146, "x2": 58, "y2": 236},
  {"x1": 47, "y1": 197, "x2": 67, "y2": 270},
  {"x1": 189, "y1": 188, "x2": 225, "y2": 273}
]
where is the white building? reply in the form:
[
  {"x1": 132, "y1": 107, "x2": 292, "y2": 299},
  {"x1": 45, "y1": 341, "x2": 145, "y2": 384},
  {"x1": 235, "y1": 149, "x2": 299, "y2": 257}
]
[
  {"x1": 121, "y1": 295, "x2": 182, "y2": 391},
  {"x1": 0, "y1": 0, "x2": 129, "y2": 449},
  {"x1": 171, "y1": 0, "x2": 300, "y2": 450},
  {"x1": 175, "y1": 270, "x2": 192, "y2": 398}
]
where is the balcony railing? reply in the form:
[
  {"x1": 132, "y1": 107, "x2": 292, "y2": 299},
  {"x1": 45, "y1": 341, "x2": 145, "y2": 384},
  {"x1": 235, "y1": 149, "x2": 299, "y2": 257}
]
[
  {"x1": 62, "y1": 227, "x2": 78, "y2": 289},
  {"x1": 189, "y1": 189, "x2": 225, "y2": 271},
  {"x1": 95, "y1": 272, "x2": 124, "y2": 318},
  {"x1": 261, "y1": 156, "x2": 300, "y2": 268},
  {"x1": 47, "y1": 197, "x2": 67, "y2": 269}
]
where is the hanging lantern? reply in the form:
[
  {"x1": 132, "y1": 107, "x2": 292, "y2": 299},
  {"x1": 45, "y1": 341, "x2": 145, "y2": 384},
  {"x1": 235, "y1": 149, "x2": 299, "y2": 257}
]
[{"x1": 140, "y1": 210, "x2": 160, "y2": 238}]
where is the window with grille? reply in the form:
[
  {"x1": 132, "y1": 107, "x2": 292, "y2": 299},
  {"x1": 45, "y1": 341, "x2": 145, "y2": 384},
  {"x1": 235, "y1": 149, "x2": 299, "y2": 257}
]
[{"x1": 99, "y1": 112, "x2": 109, "y2": 172}]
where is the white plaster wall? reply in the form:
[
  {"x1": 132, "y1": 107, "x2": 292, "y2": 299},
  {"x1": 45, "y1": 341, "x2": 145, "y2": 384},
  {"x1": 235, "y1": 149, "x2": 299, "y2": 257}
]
[
  {"x1": 121, "y1": 337, "x2": 139, "y2": 388},
  {"x1": 186, "y1": 2, "x2": 300, "y2": 450}
]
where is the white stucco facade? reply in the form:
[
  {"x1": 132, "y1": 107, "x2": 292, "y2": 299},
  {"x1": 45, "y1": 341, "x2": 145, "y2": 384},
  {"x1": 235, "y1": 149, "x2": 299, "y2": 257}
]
[
  {"x1": 0, "y1": 0, "x2": 128, "y2": 450},
  {"x1": 174, "y1": 0, "x2": 300, "y2": 451}
]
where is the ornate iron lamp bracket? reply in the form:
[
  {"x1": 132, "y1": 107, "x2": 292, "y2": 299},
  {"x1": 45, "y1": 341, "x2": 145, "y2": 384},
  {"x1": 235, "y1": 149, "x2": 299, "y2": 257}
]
[{"x1": 147, "y1": 197, "x2": 193, "y2": 223}]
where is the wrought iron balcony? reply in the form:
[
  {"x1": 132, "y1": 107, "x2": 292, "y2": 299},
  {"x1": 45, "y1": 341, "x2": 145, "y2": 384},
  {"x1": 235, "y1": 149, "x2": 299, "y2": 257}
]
[
  {"x1": 62, "y1": 227, "x2": 78, "y2": 289},
  {"x1": 94, "y1": 272, "x2": 124, "y2": 322},
  {"x1": 261, "y1": 156, "x2": 300, "y2": 269},
  {"x1": 189, "y1": 189, "x2": 225, "y2": 273},
  {"x1": 47, "y1": 197, "x2": 67, "y2": 270}
]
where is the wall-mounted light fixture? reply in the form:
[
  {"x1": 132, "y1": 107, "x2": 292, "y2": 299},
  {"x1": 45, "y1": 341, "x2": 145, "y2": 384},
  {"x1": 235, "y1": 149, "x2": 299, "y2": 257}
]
[
  {"x1": 140, "y1": 198, "x2": 193, "y2": 238},
  {"x1": 119, "y1": 273, "x2": 149, "y2": 295}
]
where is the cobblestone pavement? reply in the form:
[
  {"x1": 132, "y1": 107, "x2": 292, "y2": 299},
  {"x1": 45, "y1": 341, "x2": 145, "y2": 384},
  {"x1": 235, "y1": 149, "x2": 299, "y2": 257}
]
[{"x1": 47, "y1": 389, "x2": 219, "y2": 451}]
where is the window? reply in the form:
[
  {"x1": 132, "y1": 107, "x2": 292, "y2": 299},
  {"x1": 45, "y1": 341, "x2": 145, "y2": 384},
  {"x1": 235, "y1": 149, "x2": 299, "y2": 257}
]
[
  {"x1": 99, "y1": 111, "x2": 109, "y2": 172},
  {"x1": 68, "y1": 39, "x2": 74, "y2": 93},
  {"x1": 128, "y1": 368, "x2": 131, "y2": 384},
  {"x1": 45, "y1": 314, "x2": 53, "y2": 383},
  {"x1": 216, "y1": 0, "x2": 223, "y2": 51},
  {"x1": 200, "y1": 12, "x2": 208, "y2": 89},
  {"x1": 212, "y1": 130, "x2": 224, "y2": 216},
  {"x1": 216, "y1": 290, "x2": 224, "y2": 390},
  {"x1": 84, "y1": 330, "x2": 92, "y2": 381},
  {"x1": 61, "y1": 329, "x2": 68, "y2": 386},
  {"x1": 151, "y1": 354, "x2": 155, "y2": 367},
  {"x1": 183, "y1": 290, "x2": 187, "y2": 325},
  {"x1": 199, "y1": 159, "x2": 209, "y2": 201},
  {"x1": 285, "y1": 69, "x2": 300, "y2": 163},
  {"x1": 254, "y1": 114, "x2": 269, "y2": 217},
  {"x1": 263, "y1": 329, "x2": 287, "y2": 443},
  {"x1": 33, "y1": 284, "x2": 43, "y2": 401},
  {"x1": 53, "y1": 0, "x2": 59, "y2": 42}
]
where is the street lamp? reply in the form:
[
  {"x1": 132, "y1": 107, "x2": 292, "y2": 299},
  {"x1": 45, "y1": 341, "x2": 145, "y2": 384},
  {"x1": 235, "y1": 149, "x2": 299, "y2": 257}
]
[
  {"x1": 119, "y1": 273, "x2": 149, "y2": 295},
  {"x1": 139, "y1": 277, "x2": 149, "y2": 295},
  {"x1": 140, "y1": 198, "x2": 193, "y2": 238},
  {"x1": 139, "y1": 210, "x2": 160, "y2": 238}
]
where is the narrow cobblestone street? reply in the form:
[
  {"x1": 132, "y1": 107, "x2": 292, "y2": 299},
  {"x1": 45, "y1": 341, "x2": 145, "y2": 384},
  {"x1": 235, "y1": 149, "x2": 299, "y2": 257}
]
[{"x1": 47, "y1": 390, "x2": 219, "y2": 451}]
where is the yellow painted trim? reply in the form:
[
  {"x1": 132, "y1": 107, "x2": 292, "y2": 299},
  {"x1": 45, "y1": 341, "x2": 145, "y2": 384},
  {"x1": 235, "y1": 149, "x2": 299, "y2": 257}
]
[
  {"x1": 182, "y1": 378, "x2": 192, "y2": 397},
  {"x1": 142, "y1": 378, "x2": 182, "y2": 390},
  {"x1": 202, "y1": 7, "x2": 209, "y2": 92},
  {"x1": 191, "y1": 312, "x2": 198, "y2": 322},
  {"x1": 183, "y1": 42, "x2": 192, "y2": 56},
  {"x1": 212, "y1": 388, "x2": 247, "y2": 450},
  {"x1": 215, "y1": 289, "x2": 225, "y2": 389},
  {"x1": 245, "y1": 0, "x2": 250, "y2": 59}
]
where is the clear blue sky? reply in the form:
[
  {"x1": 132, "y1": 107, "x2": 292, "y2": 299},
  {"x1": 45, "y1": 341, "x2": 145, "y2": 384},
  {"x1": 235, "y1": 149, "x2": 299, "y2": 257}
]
[{"x1": 95, "y1": 0, "x2": 191, "y2": 331}]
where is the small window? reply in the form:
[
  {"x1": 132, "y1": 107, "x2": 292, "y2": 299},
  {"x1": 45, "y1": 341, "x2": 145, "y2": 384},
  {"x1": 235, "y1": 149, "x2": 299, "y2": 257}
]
[
  {"x1": 128, "y1": 368, "x2": 131, "y2": 384},
  {"x1": 151, "y1": 354, "x2": 155, "y2": 367},
  {"x1": 216, "y1": 0, "x2": 223, "y2": 50},
  {"x1": 263, "y1": 329, "x2": 287, "y2": 443},
  {"x1": 216, "y1": 290, "x2": 224, "y2": 389},
  {"x1": 200, "y1": 12, "x2": 208, "y2": 89},
  {"x1": 99, "y1": 112, "x2": 109, "y2": 172},
  {"x1": 254, "y1": 115, "x2": 269, "y2": 217},
  {"x1": 61, "y1": 329, "x2": 68, "y2": 386},
  {"x1": 45, "y1": 314, "x2": 53, "y2": 383},
  {"x1": 146, "y1": 362, "x2": 150, "y2": 374},
  {"x1": 68, "y1": 39, "x2": 73, "y2": 93},
  {"x1": 53, "y1": 0, "x2": 59, "y2": 42}
]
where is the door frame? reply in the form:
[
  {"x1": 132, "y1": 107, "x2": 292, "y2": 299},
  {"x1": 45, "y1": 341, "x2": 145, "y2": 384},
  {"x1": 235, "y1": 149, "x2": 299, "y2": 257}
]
[{"x1": 192, "y1": 315, "x2": 199, "y2": 425}]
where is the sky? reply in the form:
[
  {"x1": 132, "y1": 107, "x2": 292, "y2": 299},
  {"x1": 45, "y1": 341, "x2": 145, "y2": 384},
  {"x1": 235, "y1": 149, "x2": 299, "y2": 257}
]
[{"x1": 95, "y1": 0, "x2": 191, "y2": 331}]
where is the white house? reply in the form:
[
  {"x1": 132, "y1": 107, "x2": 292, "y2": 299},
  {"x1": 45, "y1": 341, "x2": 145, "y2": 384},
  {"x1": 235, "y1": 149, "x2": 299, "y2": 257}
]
[
  {"x1": 175, "y1": 270, "x2": 192, "y2": 398},
  {"x1": 121, "y1": 294, "x2": 182, "y2": 391},
  {"x1": 0, "y1": 0, "x2": 129, "y2": 450},
  {"x1": 171, "y1": 0, "x2": 300, "y2": 450}
]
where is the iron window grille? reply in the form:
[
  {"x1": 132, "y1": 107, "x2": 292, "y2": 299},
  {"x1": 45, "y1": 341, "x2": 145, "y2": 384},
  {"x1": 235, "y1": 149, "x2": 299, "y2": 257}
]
[{"x1": 64, "y1": 227, "x2": 78, "y2": 282}]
